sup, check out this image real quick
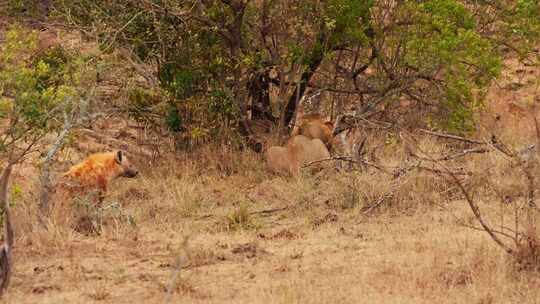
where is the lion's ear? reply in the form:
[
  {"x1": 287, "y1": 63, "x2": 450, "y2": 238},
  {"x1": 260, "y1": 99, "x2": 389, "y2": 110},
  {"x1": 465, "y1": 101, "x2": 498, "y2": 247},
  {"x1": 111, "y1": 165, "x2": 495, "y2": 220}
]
[{"x1": 115, "y1": 150, "x2": 123, "y2": 164}]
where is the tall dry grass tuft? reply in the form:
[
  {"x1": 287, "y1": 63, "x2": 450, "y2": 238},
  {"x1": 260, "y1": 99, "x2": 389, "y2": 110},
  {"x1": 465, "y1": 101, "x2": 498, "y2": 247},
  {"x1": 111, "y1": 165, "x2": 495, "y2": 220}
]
[
  {"x1": 178, "y1": 144, "x2": 266, "y2": 179},
  {"x1": 516, "y1": 225, "x2": 540, "y2": 272},
  {"x1": 224, "y1": 203, "x2": 255, "y2": 231},
  {"x1": 329, "y1": 135, "x2": 455, "y2": 215}
]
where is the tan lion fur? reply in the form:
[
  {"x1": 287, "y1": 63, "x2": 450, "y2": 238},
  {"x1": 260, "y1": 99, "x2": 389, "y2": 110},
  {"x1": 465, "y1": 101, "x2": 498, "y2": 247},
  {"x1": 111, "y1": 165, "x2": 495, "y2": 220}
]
[
  {"x1": 265, "y1": 146, "x2": 300, "y2": 176},
  {"x1": 265, "y1": 135, "x2": 330, "y2": 176},
  {"x1": 287, "y1": 135, "x2": 330, "y2": 171},
  {"x1": 292, "y1": 114, "x2": 334, "y2": 148}
]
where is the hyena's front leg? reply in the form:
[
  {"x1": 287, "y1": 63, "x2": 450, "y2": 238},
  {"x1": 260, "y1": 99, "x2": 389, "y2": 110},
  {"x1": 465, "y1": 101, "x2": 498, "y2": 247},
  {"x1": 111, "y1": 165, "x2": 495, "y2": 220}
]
[{"x1": 96, "y1": 177, "x2": 108, "y2": 206}]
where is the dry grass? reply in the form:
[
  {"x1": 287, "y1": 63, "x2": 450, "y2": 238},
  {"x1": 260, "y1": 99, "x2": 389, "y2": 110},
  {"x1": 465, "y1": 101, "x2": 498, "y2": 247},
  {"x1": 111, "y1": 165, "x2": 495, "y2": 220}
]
[{"x1": 4, "y1": 130, "x2": 540, "y2": 304}]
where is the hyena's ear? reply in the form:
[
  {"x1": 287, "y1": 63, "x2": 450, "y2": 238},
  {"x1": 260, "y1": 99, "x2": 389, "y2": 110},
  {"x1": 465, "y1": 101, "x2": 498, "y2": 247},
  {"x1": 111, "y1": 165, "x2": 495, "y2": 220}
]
[{"x1": 115, "y1": 150, "x2": 123, "y2": 164}]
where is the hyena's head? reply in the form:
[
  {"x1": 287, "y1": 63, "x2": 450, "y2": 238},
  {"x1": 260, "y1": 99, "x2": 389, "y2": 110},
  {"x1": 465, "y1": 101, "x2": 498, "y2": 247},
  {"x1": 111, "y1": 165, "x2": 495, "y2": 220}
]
[{"x1": 115, "y1": 150, "x2": 139, "y2": 178}]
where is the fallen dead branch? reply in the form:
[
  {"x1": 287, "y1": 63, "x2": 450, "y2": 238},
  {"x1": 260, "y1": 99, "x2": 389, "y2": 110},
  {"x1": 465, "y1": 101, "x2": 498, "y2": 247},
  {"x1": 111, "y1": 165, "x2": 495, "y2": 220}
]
[
  {"x1": 417, "y1": 165, "x2": 471, "y2": 176},
  {"x1": 249, "y1": 206, "x2": 289, "y2": 215},
  {"x1": 403, "y1": 130, "x2": 516, "y2": 255},
  {"x1": 196, "y1": 206, "x2": 289, "y2": 221},
  {"x1": 434, "y1": 201, "x2": 519, "y2": 240},
  {"x1": 196, "y1": 214, "x2": 214, "y2": 220},
  {"x1": 362, "y1": 190, "x2": 394, "y2": 215},
  {"x1": 304, "y1": 154, "x2": 471, "y2": 179},
  {"x1": 302, "y1": 156, "x2": 390, "y2": 174},
  {"x1": 435, "y1": 147, "x2": 490, "y2": 161},
  {"x1": 165, "y1": 235, "x2": 190, "y2": 303},
  {"x1": 419, "y1": 129, "x2": 485, "y2": 145},
  {"x1": 437, "y1": 161, "x2": 514, "y2": 255}
]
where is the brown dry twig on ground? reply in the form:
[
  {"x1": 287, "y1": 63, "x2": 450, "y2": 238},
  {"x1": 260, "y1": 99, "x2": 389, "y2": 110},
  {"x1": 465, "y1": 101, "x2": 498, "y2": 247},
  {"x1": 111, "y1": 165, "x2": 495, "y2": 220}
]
[
  {"x1": 361, "y1": 160, "x2": 427, "y2": 214},
  {"x1": 436, "y1": 159, "x2": 515, "y2": 255},
  {"x1": 302, "y1": 156, "x2": 390, "y2": 174},
  {"x1": 362, "y1": 189, "x2": 394, "y2": 215},
  {"x1": 435, "y1": 147, "x2": 490, "y2": 161},
  {"x1": 249, "y1": 206, "x2": 289, "y2": 216},
  {"x1": 434, "y1": 201, "x2": 519, "y2": 241},
  {"x1": 165, "y1": 235, "x2": 191, "y2": 303},
  {"x1": 418, "y1": 128, "x2": 485, "y2": 144}
]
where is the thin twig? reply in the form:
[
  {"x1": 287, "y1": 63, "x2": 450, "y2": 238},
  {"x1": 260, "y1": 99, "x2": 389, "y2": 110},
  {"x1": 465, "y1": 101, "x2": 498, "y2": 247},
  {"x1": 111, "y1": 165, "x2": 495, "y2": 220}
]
[
  {"x1": 165, "y1": 235, "x2": 190, "y2": 303},
  {"x1": 435, "y1": 202, "x2": 518, "y2": 240},
  {"x1": 196, "y1": 214, "x2": 213, "y2": 220},
  {"x1": 39, "y1": 109, "x2": 75, "y2": 223},
  {"x1": 418, "y1": 129, "x2": 485, "y2": 145},
  {"x1": 362, "y1": 193, "x2": 391, "y2": 215},
  {"x1": 534, "y1": 116, "x2": 540, "y2": 148},
  {"x1": 402, "y1": 130, "x2": 515, "y2": 255},
  {"x1": 435, "y1": 147, "x2": 490, "y2": 161},
  {"x1": 249, "y1": 206, "x2": 288, "y2": 215},
  {"x1": 445, "y1": 169, "x2": 512, "y2": 254},
  {"x1": 302, "y1": 156, "x2": 390, "y2": 174},
  {"x1": 197, "y1": 206, "x2": 289, "y2": 220},
  {"x1": 101, "y1": 11, "x2": 144, "y2": 53},
  {"x1": 416, "y1": 165, "x2": 471, "y2": 176},
  {"x1": 487, "y1": 135, "x2": 515, "y2": 158},
  {"x1": 421, "y1": 153, "x2": 514, "y2": 255}
]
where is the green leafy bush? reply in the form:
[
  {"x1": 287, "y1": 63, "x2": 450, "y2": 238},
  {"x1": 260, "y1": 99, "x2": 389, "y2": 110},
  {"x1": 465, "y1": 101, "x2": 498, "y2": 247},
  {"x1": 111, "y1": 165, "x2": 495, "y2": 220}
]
[
  {"x1": 51, "y1": 0, "x2": 540, "y2": 137},
  {"x1": 0, "y1": 25, "x2": 94, "y2": 156}
]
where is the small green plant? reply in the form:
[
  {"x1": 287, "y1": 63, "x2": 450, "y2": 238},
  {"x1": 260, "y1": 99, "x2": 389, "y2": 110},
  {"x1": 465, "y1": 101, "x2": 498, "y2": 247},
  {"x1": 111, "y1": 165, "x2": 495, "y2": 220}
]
[
  {"x1": 225, "y1": 203, "x2": 256, "y2": 231},
  {"x1": 9, "y1": 184, "x2": 23, "y2": 206}
]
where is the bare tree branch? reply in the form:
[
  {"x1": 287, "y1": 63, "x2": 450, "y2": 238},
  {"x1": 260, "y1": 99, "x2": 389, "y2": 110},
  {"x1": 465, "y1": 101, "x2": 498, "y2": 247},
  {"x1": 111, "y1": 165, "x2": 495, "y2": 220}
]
[
  {"x1": 403, "y1": 132, "x2": 515, "y2": 256},
  {"x1": 435, "y1": 147, "x2": 490, "y2": 161},
  {"x1": 418, "y1": 129, "x2": 485, "y2": 145},
  {"x1": 39, "y1": 110, "x2": 76, "y2": 223}
]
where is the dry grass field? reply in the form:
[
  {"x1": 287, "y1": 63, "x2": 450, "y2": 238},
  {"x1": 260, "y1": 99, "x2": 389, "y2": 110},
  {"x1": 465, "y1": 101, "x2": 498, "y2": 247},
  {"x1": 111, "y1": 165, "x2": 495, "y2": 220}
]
[{"x1": 5, "y1": 122, "x2": 540, "y2": 303}]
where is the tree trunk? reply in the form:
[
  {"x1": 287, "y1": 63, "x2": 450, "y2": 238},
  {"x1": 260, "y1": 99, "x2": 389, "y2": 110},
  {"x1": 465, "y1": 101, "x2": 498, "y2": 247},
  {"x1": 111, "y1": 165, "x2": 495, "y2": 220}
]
[
  {"x1": 247, "y1": 71, "x2": 276, "y2": 122},
  {"x1": 0, "y1": 163, "x2": 14, "y2": 297},
  {"x1": 282, "y1": 44, "x2": 326, "y2": 128}
]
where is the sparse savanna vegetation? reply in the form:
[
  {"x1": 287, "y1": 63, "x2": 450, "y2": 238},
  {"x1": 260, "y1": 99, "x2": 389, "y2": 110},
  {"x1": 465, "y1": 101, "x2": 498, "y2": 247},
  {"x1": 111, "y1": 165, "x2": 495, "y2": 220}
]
[{"x1": 1, "y1": 1, "x2": 540, "y2": 303}]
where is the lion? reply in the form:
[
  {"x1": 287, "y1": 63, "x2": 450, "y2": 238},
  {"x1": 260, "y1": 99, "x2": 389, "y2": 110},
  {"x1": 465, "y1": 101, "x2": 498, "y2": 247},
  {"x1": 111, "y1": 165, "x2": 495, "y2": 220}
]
[
  {"x1": 292, "y1": 114, "x2": 334, "y2": 148},
  {"x1": 265, "y1": 146, "x2": 299, "y2": 176},
  {"x1": 265, "y1": 135, "x2": 330, "y2": 176}
]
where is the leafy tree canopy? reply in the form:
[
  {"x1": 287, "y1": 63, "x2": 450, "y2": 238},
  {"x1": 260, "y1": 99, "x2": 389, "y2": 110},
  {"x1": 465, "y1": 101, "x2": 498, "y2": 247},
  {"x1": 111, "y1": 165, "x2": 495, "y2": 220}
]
[{"x1": 14, "y1": 0, "x2": 539, "y2": 139}]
